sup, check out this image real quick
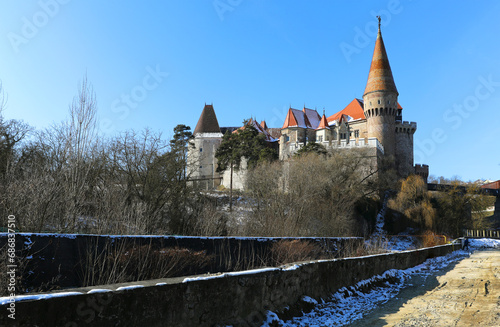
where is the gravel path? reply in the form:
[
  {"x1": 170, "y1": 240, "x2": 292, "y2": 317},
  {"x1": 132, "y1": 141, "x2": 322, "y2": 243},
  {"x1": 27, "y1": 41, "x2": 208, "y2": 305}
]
[{"x1": 353, "y1": 250, "x2": 500, "y2": 326}]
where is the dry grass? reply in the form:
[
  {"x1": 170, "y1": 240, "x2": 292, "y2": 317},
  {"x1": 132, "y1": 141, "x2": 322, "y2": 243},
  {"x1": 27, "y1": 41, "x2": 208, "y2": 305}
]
[
  {"x1": 422, "y1": 230, "x2": 447, "y2": 247},
  {"x1": 80, "y1": 240, "x2": 214, "y2": 287},
  {"x1": 270, "y1": 240, "x2": 323, "y2": 265}
]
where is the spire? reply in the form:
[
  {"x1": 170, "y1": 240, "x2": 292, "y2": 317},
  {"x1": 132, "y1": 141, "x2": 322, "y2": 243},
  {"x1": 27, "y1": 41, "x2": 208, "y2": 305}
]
[
  {"x1": 363, "y1": 17, "x2": 398, "y2": 96},
  {"x1": 260, "y1": 120, "x2": 268, "y2": 130},
  {"x1": 316, "y1": 113, "x2": 330, "y2": 130},
  {"x1": 193, "y1": 104, "x2": 221, "y2": 134}
]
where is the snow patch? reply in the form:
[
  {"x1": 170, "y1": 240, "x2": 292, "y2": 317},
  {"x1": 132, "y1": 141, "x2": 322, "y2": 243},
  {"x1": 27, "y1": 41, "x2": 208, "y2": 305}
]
[
  {"x1": 182, "y1": 267, "x2": 280, "y2": 283},
  {"x1": 469, "y1": 238, "x2": 500, "y2": 249},
  {"x1": 264, "y1": 249, "x2": 468, "y2": 326},
  {"x1": 0, "y1": 292, "x2": 83, "y2": 305},
  {"x1": 87, "y1": 289, "x2": 112, "y2": 294},
  {"x1": 116, "y1": 285, "x2": 144, "y2": 291}
]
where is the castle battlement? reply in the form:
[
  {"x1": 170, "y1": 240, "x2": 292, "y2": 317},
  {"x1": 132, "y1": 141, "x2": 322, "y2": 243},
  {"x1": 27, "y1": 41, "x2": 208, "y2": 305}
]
[
  {"x1": 395, "y1": 120, "x2": 417, "y2": 134},
  {"x1": 188, "y1": 19, "x2": 425, "y2": 190},
  {"x1": 288, "y1": 137, "x2": 384, "y2": 155},
  {"x1": 414, "y1": 164, "x2": 429, "y2": 183}
]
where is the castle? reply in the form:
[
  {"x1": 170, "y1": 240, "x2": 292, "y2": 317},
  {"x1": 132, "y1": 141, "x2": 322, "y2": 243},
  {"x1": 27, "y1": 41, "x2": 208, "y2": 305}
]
[{"x1": 188, "y1": 20, "x2": 428, "y2": 190}]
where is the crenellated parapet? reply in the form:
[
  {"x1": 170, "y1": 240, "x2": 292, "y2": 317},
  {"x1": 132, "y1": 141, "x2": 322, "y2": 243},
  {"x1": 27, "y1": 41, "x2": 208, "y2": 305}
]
[
  {"x1": 414, "y1": 164, "x2": 429, "y2": 183},
  {"x1": 395, "y1": 121, "x2": 417, "y2": 134},
  {"x1": 287, "y1": 137, "x2": 384, "y2": 156}
]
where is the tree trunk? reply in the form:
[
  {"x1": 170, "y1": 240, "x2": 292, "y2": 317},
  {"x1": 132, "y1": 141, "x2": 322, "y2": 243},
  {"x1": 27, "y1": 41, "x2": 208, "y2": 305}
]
[{"x1": 230, "y1": 163, "x2": 233, "y2": 212}]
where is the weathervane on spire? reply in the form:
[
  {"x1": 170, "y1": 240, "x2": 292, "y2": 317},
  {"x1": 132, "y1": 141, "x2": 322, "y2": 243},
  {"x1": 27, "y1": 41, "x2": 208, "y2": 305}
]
[{"x1": 377, "y1": 16, "x2": 381, "y2": 28}]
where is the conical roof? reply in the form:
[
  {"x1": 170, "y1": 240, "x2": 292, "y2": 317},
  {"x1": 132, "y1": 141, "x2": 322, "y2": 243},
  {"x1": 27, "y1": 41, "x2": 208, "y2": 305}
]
[
  {"x1": 363, "y1": 20, "x2": 398, "y2": 96},
  {"x1": 193, "y1": 104, "x2": 221, "y2": 134},
  {"x1": 316, "y1": 113, "x2": 330, "y2": 130},
  {"x1": 260, "y1": 120, "x2": 268, "y2": 130}
]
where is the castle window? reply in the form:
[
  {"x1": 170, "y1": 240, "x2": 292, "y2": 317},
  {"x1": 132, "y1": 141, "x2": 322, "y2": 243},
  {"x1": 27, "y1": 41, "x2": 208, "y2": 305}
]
[
  {"x1": 200, "y1": 148, "x2": 203, "y2": 152},
  {"x1": 354, "y1": 130, "x2": 359, "y2": 138},
  {"x1": 318, "y1": 135, "x2": 323, "y2": 142},
  {"x1": 370, "y1": 102, "x2": 372, "y2": 106},
  {"x1": 378, "y1": 100, "x2": 381, "y2": 104},
  {"x1": 199, "y1": 166, "x2": 202, "y2": 169}
]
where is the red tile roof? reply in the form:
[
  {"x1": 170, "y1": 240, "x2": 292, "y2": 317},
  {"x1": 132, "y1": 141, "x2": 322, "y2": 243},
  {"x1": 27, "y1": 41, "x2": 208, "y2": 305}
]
[
  {"x1": 363, "y1": 25, "x2": 398, "y2": 96},
  {"x1": 316, "y1": 113, "x2": 330, "y2": 130},
  {"x1": 327, "y1": 99, "x2": 366, "y2": 124},
  {"x1": 260, "y1": 120, "x2": 268, "y2": 130},
  {"x1": 282, "y1": 107, "x2": 321, "y2": 129},
  {"x1": 482, "y1": 180, "x2": 500, "y2": 190}
]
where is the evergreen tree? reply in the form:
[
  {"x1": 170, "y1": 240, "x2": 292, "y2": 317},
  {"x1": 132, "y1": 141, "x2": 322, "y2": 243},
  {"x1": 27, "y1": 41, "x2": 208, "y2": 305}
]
[
  {"x1": 294, "y1": 141, "x2": 327, "y2": 157},
  {"x1": 169, "y1": 124, "x2": 193, "y2": 181},
  {"x1": 215, "y1": 120, "x2": 277, "y2": 211},
  {"x1": 215, "y1": 121, "x2": 277, "y2": 173}
]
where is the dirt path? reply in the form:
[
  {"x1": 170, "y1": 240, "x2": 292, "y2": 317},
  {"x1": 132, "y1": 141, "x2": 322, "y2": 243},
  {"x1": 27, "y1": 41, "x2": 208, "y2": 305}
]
[{"x1": 353, "y1": 250, "x2": 500, "y2": 326}]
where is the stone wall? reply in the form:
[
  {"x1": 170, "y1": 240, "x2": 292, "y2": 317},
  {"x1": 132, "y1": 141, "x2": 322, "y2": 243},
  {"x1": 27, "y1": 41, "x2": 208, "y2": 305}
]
[
  {"x1": 222, "y1": 157, "x2": 248, "y2": 190},
  {"x1": 187, "y1": 133, "x2": 223, "y2": 190},
  {"x1": 395, "y1": 121, "x2": 416, "y2": 178},
  {"x1": 0, "y1": 233, "x2": 361, "y2": 290},
  {"x1": 0, "y1": 243, "x2": 460, "y2": 326}
]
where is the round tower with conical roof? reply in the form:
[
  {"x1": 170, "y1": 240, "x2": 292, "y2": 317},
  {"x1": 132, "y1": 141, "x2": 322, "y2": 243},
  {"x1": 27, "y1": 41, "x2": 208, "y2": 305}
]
[
  {"x1": 187, "y1": 104, "x2": 223, "y2": 190},
  {"x1": 363, "y1": 17, "x2": 398, "y2": 159}
]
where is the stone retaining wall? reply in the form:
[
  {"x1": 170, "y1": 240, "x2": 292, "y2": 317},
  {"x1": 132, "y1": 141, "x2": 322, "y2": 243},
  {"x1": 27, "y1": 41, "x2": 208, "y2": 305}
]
[
  {"x1": 1, "y1": 243, "x2": 460, "y2": 326},
  {"x1": 0, "y1": 233, "x2": 363, "y2": 289}
]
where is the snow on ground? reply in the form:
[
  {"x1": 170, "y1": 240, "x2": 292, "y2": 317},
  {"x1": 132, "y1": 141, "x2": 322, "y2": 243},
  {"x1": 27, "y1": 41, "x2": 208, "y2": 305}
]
[
  {"x1": 367, "y1": 192, "x2": 389, "y2": 242},
  {"x1": 469, "y1": 237, "x2": 500, "y2": 249},
  {"x1": 385, "y1": 234, "x2": 420, "y2": 252},
  {"x1": 262, "y1": 252, "x2": 466, "y2": 326},
  {"x1": 364, "y1": 192, "x2": 421, "y2": 253},
  {"x1": 261, "y1": 238, "x2": 500, "y2": 327}
]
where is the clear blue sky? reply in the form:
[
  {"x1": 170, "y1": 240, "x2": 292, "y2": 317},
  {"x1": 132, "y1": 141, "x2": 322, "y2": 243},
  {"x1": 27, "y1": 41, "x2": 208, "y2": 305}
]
[{"x1": 1, "y1": 1, "x2": 499, "y2": 182}]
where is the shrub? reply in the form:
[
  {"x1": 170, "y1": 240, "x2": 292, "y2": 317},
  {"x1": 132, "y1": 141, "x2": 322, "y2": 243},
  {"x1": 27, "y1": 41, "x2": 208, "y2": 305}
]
[
  {"x1": 270, "y1": 240, "x2": 323, "y2": 265},
  {"x1": 80, "y1": 240, "x2": 214, "y2": 287},
  {"x1": 422, "y1": 230, "x2": 446, "y2": 247}
]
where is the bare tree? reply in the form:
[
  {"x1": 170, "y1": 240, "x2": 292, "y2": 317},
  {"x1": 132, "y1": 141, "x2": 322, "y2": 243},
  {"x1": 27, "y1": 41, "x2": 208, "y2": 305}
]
[{"x1": 246, "y1": 148, "x2": 380, "y2": 237}]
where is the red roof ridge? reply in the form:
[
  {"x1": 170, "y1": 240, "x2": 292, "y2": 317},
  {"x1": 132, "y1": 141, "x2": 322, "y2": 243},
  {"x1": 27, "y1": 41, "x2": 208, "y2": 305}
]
[{"x1": 327, "y1": 98, "x2": 366, "y2": 124}]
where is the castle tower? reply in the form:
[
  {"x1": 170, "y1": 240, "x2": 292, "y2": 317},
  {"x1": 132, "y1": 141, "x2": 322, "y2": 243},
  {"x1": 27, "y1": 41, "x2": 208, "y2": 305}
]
[
  {"x1": 315, "y1": 112, "x2": 330, "y2": 144},
  {"x1": 187, "y1": 104, "x2": 223, "y2": 189},
  {"x1": 363, "y1": 17, "x2": 398, "y2": 159}
]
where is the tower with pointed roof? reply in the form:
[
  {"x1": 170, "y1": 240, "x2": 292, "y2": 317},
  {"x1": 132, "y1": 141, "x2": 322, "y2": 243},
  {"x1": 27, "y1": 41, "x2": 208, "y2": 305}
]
[
  {"x1": 186, "y1": 19, "x2": 421, "y2": 190},
  {"x1": 363, "y1": 17, "x2": 398, "y2": 159},
  {"x1": 362, "y1": 17, "x2": 417, "y2": 177},
  {"x1": 187, "y1": 104, "x2": 224, "y2": 189}
]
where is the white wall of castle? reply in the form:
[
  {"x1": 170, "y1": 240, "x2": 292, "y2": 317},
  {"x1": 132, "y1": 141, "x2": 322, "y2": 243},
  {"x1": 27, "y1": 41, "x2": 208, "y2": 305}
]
[
  {"x1": 221, "y1": 157, "x2": 248, "y2": 191},
  {"x1": 187, "y1": 133, "x2": 222, "y2": 186}
]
